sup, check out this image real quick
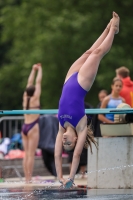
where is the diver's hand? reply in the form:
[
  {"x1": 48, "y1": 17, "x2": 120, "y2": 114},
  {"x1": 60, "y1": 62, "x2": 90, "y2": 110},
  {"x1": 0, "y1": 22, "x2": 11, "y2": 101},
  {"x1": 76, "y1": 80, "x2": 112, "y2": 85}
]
[
  {"x1": 58, "y1": 178, "x2": 66, "y2": 189},
  {"x1": 64, "y1": 178, "x2": 75, "y2": 189}
]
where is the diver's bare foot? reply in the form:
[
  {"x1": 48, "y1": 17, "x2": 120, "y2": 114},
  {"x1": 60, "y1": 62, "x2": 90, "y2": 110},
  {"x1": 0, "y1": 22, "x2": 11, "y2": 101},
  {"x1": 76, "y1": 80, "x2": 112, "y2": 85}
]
[
  {"x1": 25, "y1": 179, "x2": 32, "y2": 184},
  {"x1": 111, "y1": 11, "x2": 120, "y2": 34}
]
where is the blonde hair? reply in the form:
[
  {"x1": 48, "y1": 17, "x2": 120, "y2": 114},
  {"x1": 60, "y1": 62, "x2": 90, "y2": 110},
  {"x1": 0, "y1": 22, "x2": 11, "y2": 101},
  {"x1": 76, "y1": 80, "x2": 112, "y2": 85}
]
[
  {"x1": 64, "y1": 122, "x2": 98, "y2": 153},
  {"x1": 84, "y1": 122, "x2": 98, "y2": 153}
]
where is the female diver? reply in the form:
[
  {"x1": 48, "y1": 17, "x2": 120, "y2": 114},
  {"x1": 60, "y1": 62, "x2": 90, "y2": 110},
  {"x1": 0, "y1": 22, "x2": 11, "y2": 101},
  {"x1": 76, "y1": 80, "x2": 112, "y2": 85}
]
[{"x1": 55, "y1": 12, "x2": 120, "y2": 189}]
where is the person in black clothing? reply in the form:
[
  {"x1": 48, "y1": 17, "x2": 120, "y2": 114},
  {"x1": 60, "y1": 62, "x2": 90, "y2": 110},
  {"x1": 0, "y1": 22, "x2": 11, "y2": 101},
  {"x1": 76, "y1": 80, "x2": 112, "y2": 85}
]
[{"x1": 38, "y1": 115, "x2": 59, "y2": 177}]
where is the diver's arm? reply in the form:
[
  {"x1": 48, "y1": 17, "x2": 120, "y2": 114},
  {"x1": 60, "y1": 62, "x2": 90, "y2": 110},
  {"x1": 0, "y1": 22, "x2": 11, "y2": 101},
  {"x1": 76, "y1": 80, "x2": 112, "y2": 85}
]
[
  {"x1": 34, "y1": 64, "x2": 42, "y2": 97},
  {"x1": 54, "y1": 124, "x2": 65, "y2": 183},
  {"x1": 69, "y1": 127, "x2": 87, "y2": 180},
  {"x1": 26, "y1": 64, "x2": 37, "y2": 87}
]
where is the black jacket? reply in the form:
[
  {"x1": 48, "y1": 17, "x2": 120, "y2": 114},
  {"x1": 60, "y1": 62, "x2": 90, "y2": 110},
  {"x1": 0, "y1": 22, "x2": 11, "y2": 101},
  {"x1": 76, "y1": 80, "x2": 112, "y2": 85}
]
[{"x1": 38, "y1": 115, "x2": 59, "y2": 153}]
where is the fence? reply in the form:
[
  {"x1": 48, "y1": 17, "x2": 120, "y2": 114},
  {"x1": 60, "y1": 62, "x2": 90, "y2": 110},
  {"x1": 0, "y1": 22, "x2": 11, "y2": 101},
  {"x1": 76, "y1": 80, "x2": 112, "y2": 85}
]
[
  {"x1": 0, "y1": 116, "x2": 24, "y2": 138},
  {"x1": 0, "y1": 115, "x2": 70, "y2": 179}
]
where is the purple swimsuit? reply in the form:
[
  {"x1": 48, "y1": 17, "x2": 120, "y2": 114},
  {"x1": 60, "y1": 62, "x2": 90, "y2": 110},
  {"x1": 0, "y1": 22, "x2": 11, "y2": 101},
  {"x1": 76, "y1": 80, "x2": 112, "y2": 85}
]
[
  {"x1": 22, "y1": 118, "x2": 39, "y2": 136},
  {"x1": 58, "y1": 72, "x2": 87, "y2": 128}
]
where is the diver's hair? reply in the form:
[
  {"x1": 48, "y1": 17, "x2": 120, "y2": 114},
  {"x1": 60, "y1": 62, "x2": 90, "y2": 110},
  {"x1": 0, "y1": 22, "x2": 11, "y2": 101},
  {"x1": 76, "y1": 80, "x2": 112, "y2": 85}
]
[
  {"x1": 84, "y1": 122, "x2": 98, "y2": 154},
  {"x1": 63, "y1": 121, "x2": 98, "y2": 153},
  {"x1": 26, "y1": 97, "x2": 30, "y2": 110},
  {"x1": 25, "y1": 85, "x2": 35, "y2": 110}
]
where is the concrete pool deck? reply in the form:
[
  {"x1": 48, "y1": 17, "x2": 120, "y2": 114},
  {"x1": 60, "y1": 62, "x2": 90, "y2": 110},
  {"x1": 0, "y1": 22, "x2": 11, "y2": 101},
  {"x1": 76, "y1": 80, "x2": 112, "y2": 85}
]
[
  {"x1": 0, "y1": 175, "x2": 133, "y2": 200},
  {"x1": 0, "y1": 175, "x2": 87, "y2": 189}
]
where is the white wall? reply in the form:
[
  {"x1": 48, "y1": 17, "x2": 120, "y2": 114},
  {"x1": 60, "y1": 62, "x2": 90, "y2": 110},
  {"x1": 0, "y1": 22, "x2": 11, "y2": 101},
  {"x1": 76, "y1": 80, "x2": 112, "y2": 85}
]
[{"x1": 87, "y1": 137, "x2": 133, "y2": 189}]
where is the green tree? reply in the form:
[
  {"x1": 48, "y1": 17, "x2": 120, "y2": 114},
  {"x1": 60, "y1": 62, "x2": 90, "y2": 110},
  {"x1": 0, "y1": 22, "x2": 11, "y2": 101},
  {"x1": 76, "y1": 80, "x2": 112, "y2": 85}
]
[{"x1": 0, "y1": 0, "x2": 133, "y2": 109}]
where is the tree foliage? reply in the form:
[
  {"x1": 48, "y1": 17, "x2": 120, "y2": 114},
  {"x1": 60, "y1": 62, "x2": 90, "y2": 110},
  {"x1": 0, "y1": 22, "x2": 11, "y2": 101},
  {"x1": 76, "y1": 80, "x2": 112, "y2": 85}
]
[{"x1": 0, "y1": 0, "x2": 133, "y2": 109}]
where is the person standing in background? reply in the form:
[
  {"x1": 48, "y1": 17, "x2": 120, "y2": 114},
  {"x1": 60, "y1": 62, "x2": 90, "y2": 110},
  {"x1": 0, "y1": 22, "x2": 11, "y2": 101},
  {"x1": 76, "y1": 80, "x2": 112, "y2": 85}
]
[
  {"x1": 22, "y1": 63, "x2": 42, "y2": 183},
  {"x1": 38, "y1": 115, "x2": 59, "y2": 177},
  {"x1": 98, "y1": 90, "x2": 108, "y2": 106},
  {"x1": 116, "y1": 66, "x2": 133, "y2": 107},
  {"x1": 98, "y1": 77, "x2": 125, "y2": 123}
]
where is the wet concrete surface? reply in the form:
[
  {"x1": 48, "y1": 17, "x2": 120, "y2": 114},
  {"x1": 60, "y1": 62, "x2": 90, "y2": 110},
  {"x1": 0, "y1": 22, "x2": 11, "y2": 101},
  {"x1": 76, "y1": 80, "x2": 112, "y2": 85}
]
[{"x1": 0, "y1": 188, "x2": 133, "y2": 200}]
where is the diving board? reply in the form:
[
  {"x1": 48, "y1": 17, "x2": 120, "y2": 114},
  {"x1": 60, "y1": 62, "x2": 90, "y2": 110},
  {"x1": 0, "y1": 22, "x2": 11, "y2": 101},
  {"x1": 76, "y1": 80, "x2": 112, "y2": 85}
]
[{"x1": 0, "y1": 108, "x2": 133, "y2": 115}]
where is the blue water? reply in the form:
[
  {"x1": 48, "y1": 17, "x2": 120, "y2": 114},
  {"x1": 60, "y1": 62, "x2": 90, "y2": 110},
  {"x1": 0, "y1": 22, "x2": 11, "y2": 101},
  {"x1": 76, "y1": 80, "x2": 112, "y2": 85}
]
[{"x1": 0, "y1": 188, "x2": 133, "y2": 200}]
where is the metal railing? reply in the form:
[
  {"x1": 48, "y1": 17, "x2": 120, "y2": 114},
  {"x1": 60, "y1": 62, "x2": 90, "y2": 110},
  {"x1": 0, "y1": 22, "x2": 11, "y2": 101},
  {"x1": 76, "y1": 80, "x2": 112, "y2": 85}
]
[{"x1": 0, "y1": 116, "x2": 24, "y2": 138}]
